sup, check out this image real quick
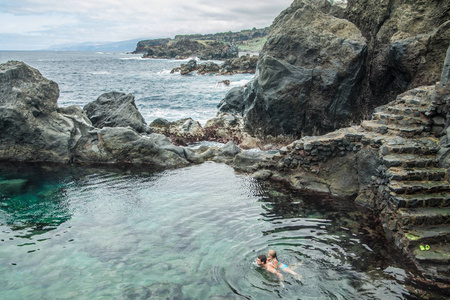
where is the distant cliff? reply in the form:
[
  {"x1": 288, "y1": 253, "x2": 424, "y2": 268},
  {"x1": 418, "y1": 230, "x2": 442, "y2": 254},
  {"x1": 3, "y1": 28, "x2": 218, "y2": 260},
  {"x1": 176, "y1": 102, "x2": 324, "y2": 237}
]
[
  {"x1": 141, "y1": 39, "x2": 239, "y2": 60},
  {"x1": 133, "y1": 27, "x2": 270, "y2": 57}
]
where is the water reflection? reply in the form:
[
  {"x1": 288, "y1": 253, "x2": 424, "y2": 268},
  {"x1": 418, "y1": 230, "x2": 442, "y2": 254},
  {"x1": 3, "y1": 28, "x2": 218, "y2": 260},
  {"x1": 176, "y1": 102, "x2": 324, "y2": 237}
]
[
  {"x1": 0, "y1": 162, "x2": 441, "y2": 299},
  {"x1": 248, "y1": 183, "x2": 420, "y2": 299}
]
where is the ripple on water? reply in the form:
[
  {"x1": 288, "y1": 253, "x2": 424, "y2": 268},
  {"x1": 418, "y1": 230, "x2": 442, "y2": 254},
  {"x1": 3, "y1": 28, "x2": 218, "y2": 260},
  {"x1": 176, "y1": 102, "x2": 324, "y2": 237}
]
[{"x1": 0, "y1": 162, "x2": 422, "y2": 299}]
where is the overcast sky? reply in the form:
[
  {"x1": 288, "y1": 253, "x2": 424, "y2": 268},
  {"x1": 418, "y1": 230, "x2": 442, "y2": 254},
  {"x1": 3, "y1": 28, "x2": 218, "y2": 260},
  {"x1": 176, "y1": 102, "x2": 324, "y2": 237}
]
[{"x1": 0, "y1": 0, "x2": 294, "y2": 50}]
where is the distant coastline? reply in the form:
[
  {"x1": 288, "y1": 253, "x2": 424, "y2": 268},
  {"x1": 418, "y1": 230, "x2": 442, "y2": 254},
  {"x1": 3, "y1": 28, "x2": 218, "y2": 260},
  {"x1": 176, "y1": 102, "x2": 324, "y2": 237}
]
[{"x1": 133, "y1": 27, "x2": 269, "y2": 58}]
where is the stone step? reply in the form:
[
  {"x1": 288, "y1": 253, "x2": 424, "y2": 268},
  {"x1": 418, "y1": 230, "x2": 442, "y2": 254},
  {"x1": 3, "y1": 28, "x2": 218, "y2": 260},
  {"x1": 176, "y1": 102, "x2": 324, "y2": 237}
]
[
  {"x1": 380, "y1": 137, "x2": 440, "y2": 155},
  {"x1": 404, "y1": 224, "x2": 450, "y2": 247},
  {"x1": 390, "y1": 193, "x2": 450, "y2": 208},
  {"x1": 386, "y1": 167, "x2": 448, "y2": 181},
  {"x1": 393, "y1": 94, "x2": 431, "y2": 107},
  {"x1": 398, "y1": 85, "x2": 436, "y2": 100},
  {"x1": 371, "y1": 112, "x2": 430, "y2": 127},
  {"x1": 361, "y1": 120, "x2": 428, "y2": 138},
  {"x1": 412, "y1": 243, "x2": 450, "y2": 282},
  {"x1": 388, "y1": 180, "x2": 450, "y2": 195},
  {"x1": 382, "y1": 154, "x2": 438, "y2": 168},
  {"x1": 397, "y1": 207, "x2": 450, "y2": 226},
  {"x1": 375, "y1": 104, "x2": 430, "y2": 118}
]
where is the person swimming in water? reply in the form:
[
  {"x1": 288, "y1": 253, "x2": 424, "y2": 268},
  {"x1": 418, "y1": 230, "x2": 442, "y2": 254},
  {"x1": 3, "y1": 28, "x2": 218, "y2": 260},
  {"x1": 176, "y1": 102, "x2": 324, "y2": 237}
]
[
  {"x1": 256, "y1": 254, "x2": 284, "y2": 287},
  {"x1": 267, "y1": 249, "x2": 302, "y2": 280}
]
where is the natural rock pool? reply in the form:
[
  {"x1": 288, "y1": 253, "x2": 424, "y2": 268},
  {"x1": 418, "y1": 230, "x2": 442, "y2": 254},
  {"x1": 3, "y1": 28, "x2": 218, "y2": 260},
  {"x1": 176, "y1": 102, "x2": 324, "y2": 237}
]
[{"x1": 0, "y1": 162, "x2": 420, "y2": 299}]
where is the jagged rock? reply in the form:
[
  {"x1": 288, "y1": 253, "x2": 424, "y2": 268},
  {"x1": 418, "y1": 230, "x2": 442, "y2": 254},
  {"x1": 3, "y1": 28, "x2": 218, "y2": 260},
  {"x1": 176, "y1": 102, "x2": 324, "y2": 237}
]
[
  {"x1": 220, "y1": 0, "x2": 367, "y2": 138},
  {"x1": 345, "y1": 0, "x2": 450, "y2": 109},
  {"x1": 83, "y1": 92, "x2": 151, "y2": 134},
  {"x1": 442, "y1": 44, "x2": 450, "y2": 88},
  {"x1": 204, "y1": 113, "x2": 260, "y2": 148},
  {"x1": 172, "y1": 54, "x2": 258, "y2": 75},
  {"x1": 220, "y1": 0, "x2": 450, "y2": 139},
  {"x1": 219, "y1": 141, "x2": 241, "y2": 156},
  {"x1": 149, "y1": 118, "x2": 171, "y2": 127},
  {"x1": 150, "y1": 117, "x2": 204, "y2": 145},
  {"x1": 252, "y1": 169, "x2": 273, "y2": 180},
  {"x1": 197, "y1": 61, "x2": 220, "y2": 74},
  {"x1": 0, "y1": 61, "x2": 192, "y2": 168},
  {"x1": 0, "y1": 61, "x2": 92, "y2": 163},
  {"x1": 72, "y1": 128, "x2": 189, "y2": 167},
  {"x1": 219, "y1": 54, "x2": 258, "y2": 75},
  {"x1": 180, "y1": 59, "x2": 198, "y2": 75},
  {"x1": 217, "y1": 87, "x2": 245, "y2": 115}
]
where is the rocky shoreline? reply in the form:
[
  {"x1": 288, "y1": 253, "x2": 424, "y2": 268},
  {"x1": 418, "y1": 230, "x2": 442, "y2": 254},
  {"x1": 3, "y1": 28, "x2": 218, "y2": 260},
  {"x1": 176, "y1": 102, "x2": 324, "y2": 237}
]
[
  {"x1": 171, "y1": 54, "x2": 259, "y2": 75},
  {"x1": 1, "y1": 55, "x2": 449, "y2": 297},
  {"x1": 1, "y1": 0, "x2": 450, "y2": 297}
]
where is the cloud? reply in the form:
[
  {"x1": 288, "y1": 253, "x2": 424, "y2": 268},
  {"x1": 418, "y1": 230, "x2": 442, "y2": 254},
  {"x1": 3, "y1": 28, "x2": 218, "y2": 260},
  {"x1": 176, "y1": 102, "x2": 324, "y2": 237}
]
[
  {"x1": 0, "y1": 0, "x2": 293, "y2": 50},
  {"x1": 0, "y1": 13, "x2": 78, "y2": 35}
]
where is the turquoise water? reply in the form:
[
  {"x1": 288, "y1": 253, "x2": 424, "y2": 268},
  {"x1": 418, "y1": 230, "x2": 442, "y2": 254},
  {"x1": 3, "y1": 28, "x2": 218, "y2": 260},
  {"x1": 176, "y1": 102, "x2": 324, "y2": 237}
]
[{"x1": 0, "y1": 162, "x2": 419, "y2": 299}]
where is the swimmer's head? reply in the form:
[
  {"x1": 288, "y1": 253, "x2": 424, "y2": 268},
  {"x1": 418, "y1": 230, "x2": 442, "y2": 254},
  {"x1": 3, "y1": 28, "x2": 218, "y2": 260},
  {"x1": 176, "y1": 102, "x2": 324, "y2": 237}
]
[
  {"x1": 257, "y1": 254, "x2": 267, "y2": 265},
  {"x1": 268, "y1": 249, "x2": 277, "y2": 259}
]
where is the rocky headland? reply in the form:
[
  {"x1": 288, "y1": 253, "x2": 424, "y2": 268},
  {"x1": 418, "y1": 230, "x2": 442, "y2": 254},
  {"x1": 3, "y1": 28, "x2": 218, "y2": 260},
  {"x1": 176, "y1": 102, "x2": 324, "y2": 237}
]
[
  {"x1": 134, "y1": 27, "x2": 269, "y2": 57},
  {"x1": 1, "y1": 0, "x2": 450, "y2": 297},
  {"x1": 141, "y1": 38, "x2": 239, "y2": 60}
]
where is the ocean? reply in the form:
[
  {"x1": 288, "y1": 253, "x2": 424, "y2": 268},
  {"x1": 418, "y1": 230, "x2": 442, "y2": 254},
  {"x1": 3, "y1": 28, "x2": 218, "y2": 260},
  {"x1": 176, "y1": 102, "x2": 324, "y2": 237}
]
[
  {"x1": 0, "y1": 51, "x2": 252, "y2": 125},
  {"x1": 0, "y1": 51, "x2": 424, "y2": 299}
]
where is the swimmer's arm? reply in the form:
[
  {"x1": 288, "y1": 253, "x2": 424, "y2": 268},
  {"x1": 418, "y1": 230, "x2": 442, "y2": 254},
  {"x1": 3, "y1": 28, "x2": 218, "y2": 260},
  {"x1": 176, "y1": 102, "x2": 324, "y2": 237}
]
[{"x1": 269, "y1": 268, "x2": 284, "y2": 287}]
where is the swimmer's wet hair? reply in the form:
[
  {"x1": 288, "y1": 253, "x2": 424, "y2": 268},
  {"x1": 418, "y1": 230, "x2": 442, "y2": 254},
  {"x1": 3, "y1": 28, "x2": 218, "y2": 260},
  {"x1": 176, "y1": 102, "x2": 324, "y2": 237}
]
[
  {"x1": 268, "y1": 249, "x2": 277, "y2": 258},
  {"x1": 258, "y1": 254, "x2": 267, "y2": 263}
]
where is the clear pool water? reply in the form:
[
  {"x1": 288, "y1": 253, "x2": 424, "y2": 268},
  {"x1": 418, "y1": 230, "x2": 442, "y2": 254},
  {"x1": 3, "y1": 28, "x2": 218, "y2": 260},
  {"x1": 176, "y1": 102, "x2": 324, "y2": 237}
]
[{"x1": 0, "y1": 162, "x2": 420, "y2": 299}]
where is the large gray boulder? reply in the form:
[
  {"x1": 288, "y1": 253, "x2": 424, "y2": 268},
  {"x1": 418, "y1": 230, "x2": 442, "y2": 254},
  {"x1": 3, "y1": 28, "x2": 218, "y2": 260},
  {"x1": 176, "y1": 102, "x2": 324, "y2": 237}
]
[
  {"x1": 217, "y1": 87, "x2": 245, "y2": 115},
  {"x1": 84, "y1": 92, "x2": 151, "y2": 134},
  {"x1": 221, "y1": 0, "x2": 367, "y2": 137},
  {"x1": 0, "y1": 61, "x2": 93, "y2": 163},
  {"x1": 72, "y1": 128, "x2": 189, "y2": 167}
]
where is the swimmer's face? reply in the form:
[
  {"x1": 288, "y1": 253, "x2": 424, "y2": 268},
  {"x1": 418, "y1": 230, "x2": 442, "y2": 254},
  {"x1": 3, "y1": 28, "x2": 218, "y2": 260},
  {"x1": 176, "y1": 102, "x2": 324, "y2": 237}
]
[{"x1": 256, "y1": 258, "x2": 263, "y2": 265}]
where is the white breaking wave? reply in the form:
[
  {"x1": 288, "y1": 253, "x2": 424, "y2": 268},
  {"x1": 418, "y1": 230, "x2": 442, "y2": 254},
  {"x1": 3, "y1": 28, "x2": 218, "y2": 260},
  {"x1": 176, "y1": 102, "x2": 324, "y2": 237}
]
[
  {"x1": 231, "y1": 79, "x2": 250, "y2": 87},
  {"x1": 90, "y1": 71, "x2": 110, "y2": 75}
]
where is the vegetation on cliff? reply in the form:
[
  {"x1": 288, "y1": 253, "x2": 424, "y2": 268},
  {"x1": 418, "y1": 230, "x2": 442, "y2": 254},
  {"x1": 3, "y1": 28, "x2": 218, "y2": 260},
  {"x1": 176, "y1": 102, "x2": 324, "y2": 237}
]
[{"x1": 134, "y1": 27, "x2": 270, "y2": 58}]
